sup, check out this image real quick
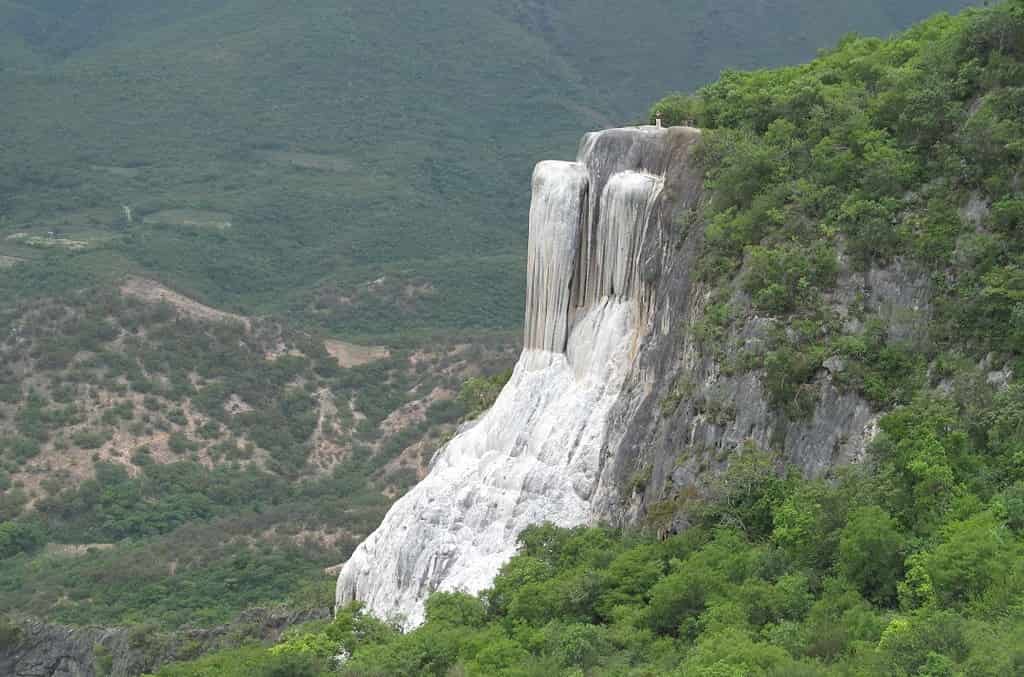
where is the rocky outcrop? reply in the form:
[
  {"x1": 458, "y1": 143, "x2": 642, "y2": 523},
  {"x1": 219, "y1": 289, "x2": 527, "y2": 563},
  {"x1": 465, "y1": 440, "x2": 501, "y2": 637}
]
[
  {"x1": 336, "y1": 124, "x2": 932, "y2": 627},
  {"x1": 589, "y1": 145, "x2": 931, "y2": 530},
  {"x1": 336, "y1": 126, "x2": 702, "y2": 627},
  {"x1": 0, "y1": 620, "x2": 123, "y2": 677},
  {"x1": 0, "y1": 608, "x2": 329, "y2": 677}
]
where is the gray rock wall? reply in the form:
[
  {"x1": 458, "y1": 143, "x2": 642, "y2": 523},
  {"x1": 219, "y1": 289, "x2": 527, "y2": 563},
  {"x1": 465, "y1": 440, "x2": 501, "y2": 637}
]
[
  {"x1": 0, "y1": 608, "x2": 329, "y2": 677},
  {"x1": 592, "y1": 136, "x2": 930, "y2": 529}
]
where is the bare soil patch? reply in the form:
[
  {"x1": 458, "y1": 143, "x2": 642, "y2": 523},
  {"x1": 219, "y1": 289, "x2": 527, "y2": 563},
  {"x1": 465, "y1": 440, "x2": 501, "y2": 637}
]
[
  {"x1": 306, "y1": 388, "x2": 350, "y2": 470},
  {"x1": 324, "y1": 339, "x2": 389, "y2": 368},
  {"x1": 120, "y1": 276, "x2": 251, "y2": 329},
  {"x1": 6, "y1": 232, "x2": 90, "y2": 251},
  {"x1": 44, "y1": 543, "x2": 115, "y2": 557}
]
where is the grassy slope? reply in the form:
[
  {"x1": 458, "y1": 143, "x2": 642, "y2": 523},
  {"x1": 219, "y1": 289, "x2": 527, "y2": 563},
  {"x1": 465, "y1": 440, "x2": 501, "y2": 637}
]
[{"x1": 0, "y1": 0, "x2": 975, "y2": 340}]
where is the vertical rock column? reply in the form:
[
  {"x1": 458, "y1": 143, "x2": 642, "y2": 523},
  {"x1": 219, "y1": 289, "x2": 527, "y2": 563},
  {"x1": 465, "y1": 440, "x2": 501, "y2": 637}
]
[
  {"x1": 589, "y1": 171, "x2": 664, "y2": 303},
  {"x1": 523, "y1": 161, "x2": 588, "y2": 353}
]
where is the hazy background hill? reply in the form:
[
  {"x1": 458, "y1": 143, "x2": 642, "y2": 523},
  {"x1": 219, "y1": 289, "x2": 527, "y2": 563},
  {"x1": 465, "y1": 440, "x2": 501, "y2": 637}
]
[{"x1": 0, "y1": 0, "x2": 974, "y2": 340}]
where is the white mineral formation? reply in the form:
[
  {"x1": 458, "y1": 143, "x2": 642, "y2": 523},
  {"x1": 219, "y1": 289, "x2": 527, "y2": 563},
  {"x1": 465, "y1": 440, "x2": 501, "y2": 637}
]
[{"x1": 337, "y1": 127, "x2": 672, "y2": 628}]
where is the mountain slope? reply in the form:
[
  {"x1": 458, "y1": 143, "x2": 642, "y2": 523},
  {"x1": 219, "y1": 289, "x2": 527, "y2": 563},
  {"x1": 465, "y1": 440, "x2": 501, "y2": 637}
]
[
  {"x1": 0, "y1": 0, "x2": 974, "y2": 339},
  {"x1": 141, "y1": 2, "x2": 1024, "y2": 674},
  {"x1": 500, "y1": 0, "x2": 976, "y2": 118}
]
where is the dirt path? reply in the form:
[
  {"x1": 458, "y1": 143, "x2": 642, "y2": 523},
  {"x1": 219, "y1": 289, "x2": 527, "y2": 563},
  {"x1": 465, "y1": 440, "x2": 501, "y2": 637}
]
[{"x1": 120, "y1": 276, "x2": 251, "y2": 329}]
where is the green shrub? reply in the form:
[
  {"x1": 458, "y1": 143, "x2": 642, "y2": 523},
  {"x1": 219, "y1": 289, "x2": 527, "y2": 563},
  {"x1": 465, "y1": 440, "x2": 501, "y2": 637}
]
[
  {"x1": 0, "y1": 617, "x2": 22, "y2": 650},
  {"x1": 838, "y1": 506, "x2": 906, "y2": 604},
  {"x1": 458, "y1": 369, "x2": 513, "y2": 418},
  {"x1": 72, "y1": 429, "x2": 111, "y2": 450},
  {"x1": 744, "y1": 242, "x2": 837, "y2": 314},
  {"x1": 0, "y1": 520, "x2": 46, "y2": 559}
]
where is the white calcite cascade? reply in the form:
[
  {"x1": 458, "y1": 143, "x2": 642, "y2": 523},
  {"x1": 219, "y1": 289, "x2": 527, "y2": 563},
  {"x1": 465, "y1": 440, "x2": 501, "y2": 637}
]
[{"x1": 336, "y1": 127, "x2": 674, "y2": 627}]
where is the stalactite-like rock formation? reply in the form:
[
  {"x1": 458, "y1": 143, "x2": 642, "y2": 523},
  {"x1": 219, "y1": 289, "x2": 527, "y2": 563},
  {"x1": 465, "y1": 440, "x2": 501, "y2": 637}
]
[
  {"x1": 336, "y1": 126, "x2": 699, "y2": 628},
  {"x1": 523, "y1": 161, "x2": 588, "y2": 353}
]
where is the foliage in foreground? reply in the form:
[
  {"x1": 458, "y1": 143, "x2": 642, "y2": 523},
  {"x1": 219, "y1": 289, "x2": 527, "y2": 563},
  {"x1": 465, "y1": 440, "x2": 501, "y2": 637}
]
[{"x1": 154, "y1": 383, "x2": 1024, "y2": 675}]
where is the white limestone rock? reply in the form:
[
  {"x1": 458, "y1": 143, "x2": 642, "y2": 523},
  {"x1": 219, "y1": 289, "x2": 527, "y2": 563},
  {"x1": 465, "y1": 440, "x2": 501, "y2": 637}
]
[{"x1": 336, "y1": 127, "x2": 673, "y2": 628}]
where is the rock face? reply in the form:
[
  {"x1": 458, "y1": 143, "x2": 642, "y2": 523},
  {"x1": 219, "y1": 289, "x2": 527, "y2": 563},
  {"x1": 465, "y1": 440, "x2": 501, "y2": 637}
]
[
  {"x1": 0, "y1": 620, "x2": 123, "y2": 677},
  {"x1": 336, "y1": 126, "x2": 702, "y2": 627},
  {"x1": 336, "y1": 124, "x2": 931, "y2": 627},
  {"x1": 588, "y1": 164, "x2": 932, "y2": 530},
  {"x1": 0, "y1": 608, "x2": 330, "y2": 677}
]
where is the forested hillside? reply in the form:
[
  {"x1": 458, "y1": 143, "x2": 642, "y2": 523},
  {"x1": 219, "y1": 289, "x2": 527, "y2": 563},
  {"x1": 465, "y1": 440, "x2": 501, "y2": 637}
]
[
  {"x1": 0, "y1": 284, "x2": 516, "y2": 627},
  {"x1": 0, "y1": 0, "x2": 971, "y2": 339},
  {"x1": 0, "y1": 1, "x2": 1005, "y2": 674},
  {"x1": 144, "y1": 1, "x2": 1024, "y2": 674}
]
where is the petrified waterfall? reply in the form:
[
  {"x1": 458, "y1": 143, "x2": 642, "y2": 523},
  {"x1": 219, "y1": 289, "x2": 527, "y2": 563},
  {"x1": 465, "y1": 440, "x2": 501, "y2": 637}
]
[{"x1": 336, "y1": 126, "x2": 683, "y2": 627}]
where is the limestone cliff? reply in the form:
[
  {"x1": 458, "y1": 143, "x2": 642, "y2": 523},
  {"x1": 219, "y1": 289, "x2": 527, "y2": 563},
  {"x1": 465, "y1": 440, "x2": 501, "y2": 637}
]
[
  {"x1": 337, "y1": 124, "x2": 922, "y2": 626},
  {"x1": 336, "y1": 126, "x2": 702, "y2": 627},
  {"x1": 589, "y1": 144, "x2": 928, "y2": 529}
]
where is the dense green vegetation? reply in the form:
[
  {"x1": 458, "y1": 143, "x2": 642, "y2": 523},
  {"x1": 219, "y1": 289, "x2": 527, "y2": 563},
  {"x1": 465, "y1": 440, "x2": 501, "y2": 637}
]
[
  {"x1": 0, "y1": 457, "x2": 388, "y2": 628},
  {"x1": 653, "y1": 0, "x2": 1023, "y2": 417},
  {"x1": 144, "y1": 2, "x2": 1024, "y2": 673},
  {"x1": 0, "y1": 0, "x2": 969, "y2": 340},
  {"x1": 151, "y1": 390, "x2": 1024, "y2": 675}
]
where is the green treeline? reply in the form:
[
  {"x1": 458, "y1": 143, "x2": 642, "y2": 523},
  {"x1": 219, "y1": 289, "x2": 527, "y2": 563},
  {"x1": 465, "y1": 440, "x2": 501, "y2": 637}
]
[
  {"x1": 152, "y1": 388, "x2": 1024, "y2": 676},
  {"x1": 653, "y1": 0, "x2": 1023, "y2": 419}
]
